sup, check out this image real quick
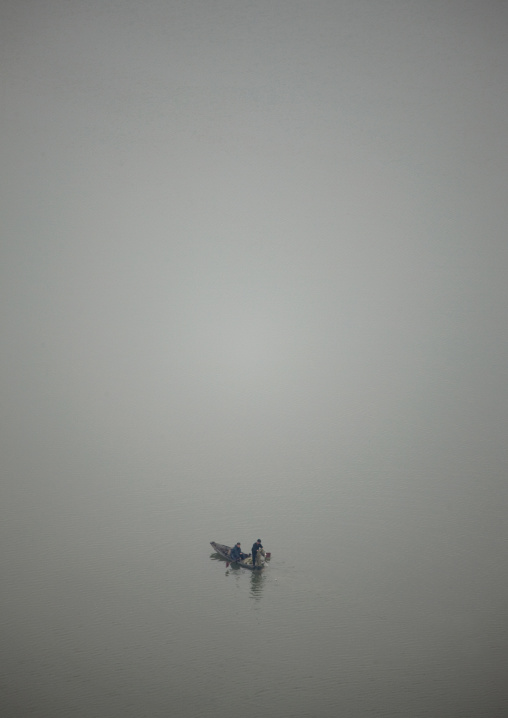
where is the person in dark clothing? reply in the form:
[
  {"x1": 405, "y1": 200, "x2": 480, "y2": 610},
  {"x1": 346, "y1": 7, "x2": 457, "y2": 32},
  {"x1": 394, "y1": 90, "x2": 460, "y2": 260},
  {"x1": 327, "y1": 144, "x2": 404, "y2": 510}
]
[
  {"x1": 229, "y1": 542, "x2": 248, "y2": 561},
  {"x1": 251, "y1": 539, "x2": 263, "y2": 566}
]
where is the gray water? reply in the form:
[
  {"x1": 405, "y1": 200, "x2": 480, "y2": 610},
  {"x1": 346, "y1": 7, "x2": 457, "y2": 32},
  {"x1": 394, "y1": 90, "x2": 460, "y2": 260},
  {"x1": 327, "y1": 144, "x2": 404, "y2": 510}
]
[{"x1": 2, "y1": 1, "x2": 508, "y2": 716}]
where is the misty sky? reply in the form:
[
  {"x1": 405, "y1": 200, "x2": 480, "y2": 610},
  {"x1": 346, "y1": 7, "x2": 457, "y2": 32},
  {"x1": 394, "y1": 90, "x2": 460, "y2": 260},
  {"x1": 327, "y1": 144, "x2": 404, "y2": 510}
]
[
  {"x1": 2, "y1": 0, "x2": 508, "y2": 486},
  {"x1": 2, "y1": 8, "x2": 508, "y2": 717}
]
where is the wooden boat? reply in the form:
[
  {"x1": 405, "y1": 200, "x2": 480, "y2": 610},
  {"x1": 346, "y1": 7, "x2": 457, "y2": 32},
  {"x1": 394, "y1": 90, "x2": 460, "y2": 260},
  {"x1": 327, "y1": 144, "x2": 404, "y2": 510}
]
[{"x1": 210, "y1": 541, "x2": 265, "y2": 571}]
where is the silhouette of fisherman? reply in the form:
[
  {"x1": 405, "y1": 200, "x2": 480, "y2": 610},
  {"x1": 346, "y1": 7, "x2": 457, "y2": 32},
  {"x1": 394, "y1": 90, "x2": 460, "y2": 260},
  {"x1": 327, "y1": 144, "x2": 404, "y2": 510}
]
[
  {"x1": 229, "y1": 542, "x2": 248, "y2": 561},
  {"x1": 251, "y1": 539, "x2": 265, "y2": 567}
]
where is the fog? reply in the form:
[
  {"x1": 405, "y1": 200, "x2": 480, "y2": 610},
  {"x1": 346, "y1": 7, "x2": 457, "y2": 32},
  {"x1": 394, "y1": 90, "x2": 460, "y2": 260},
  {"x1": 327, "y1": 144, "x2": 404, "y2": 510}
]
[{"x1": 2, "y1": 1, "x2": 508, "y2": 715}]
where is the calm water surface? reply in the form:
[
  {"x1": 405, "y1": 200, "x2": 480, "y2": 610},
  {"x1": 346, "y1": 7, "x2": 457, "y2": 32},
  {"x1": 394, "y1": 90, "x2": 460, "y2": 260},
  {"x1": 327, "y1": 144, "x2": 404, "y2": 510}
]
[{"x1": 3, "y1": 433, "x2": 507, "y2": 718}]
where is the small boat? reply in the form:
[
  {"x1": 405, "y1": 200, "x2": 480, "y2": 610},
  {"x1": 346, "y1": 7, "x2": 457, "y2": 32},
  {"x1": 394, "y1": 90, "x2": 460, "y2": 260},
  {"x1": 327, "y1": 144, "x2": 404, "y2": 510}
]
[{"x1": 210, "y1": 541, "x2": 265, "y2": 571}]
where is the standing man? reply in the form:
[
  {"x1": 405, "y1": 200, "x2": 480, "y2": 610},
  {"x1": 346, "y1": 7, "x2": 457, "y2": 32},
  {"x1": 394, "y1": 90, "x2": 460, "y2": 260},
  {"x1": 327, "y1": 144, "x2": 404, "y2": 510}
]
[{"x1": 251, "y1": 539, "x2": 264, "y2": 567}]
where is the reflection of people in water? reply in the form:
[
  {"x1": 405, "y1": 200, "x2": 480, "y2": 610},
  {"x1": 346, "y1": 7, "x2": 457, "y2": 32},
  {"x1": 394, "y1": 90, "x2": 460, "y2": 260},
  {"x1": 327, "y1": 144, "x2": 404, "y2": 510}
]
[
  {"x1": 229, "y1": 542, "x2": 248, "y2": 561},
  {"x1": 250, "y1": 570, "x2": 265, "y2": 601}
]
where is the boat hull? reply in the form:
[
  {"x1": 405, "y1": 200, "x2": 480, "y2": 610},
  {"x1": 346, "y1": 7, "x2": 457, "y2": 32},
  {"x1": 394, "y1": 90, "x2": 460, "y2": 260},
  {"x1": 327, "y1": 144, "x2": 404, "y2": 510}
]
[{"x1": 210, "y1": 541, "x2": 264, "y2": 571}]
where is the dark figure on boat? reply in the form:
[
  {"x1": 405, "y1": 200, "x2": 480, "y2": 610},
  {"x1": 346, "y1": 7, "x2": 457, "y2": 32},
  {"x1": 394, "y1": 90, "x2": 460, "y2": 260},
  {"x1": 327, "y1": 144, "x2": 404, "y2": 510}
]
[
  {"x1": 251, "y1": 539, "x2": 265, "y2": 567},
  {"x1": 229, "y1": 542, "x2": 249, "y2": 561}
]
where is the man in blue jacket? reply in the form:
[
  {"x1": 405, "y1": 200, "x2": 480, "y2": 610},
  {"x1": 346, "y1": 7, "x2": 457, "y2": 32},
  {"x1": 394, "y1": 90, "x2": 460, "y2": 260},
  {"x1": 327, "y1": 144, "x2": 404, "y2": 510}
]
[
  {"x1": 229, "y1": 542, "x2": 248, "y2": 561},
  {"x1": 251, "y1": 539, "x2": 264, "y2": 566}
]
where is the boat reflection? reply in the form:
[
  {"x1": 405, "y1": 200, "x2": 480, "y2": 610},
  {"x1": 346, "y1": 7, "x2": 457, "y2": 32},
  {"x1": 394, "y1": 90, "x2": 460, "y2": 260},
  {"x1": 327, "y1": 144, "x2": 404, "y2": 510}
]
[
  {"x1": 210, "y1": 548, "x2": 270, "y2": 597},
  {"x1": 249, "y1": 570, "x2": 265, "y2": 601},
  {"x1": 210, "y1": 551, "x2": 268, "y2": 599}
]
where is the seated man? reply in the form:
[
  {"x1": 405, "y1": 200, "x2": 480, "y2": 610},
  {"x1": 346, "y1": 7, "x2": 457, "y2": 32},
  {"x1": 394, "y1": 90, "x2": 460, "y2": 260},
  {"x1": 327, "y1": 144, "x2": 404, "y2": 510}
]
[{"x1": 229, "y1": 542, "x2": 248, "y2": 561}]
